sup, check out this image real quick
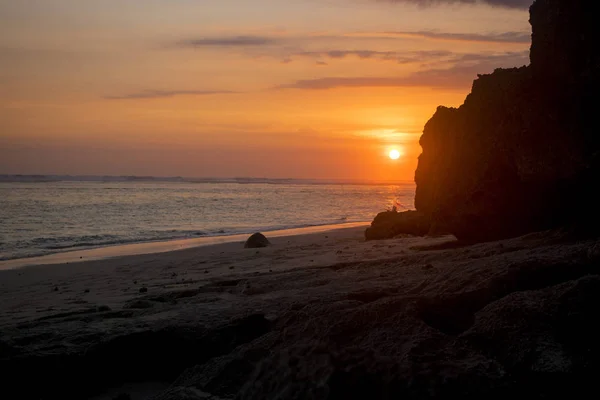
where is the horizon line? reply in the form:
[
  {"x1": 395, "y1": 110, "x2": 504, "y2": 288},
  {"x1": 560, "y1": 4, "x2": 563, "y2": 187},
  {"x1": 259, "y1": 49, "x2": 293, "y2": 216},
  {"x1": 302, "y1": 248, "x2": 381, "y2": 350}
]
[{"x1": 0, "y1": 174, "x2": 415, "y2": 186}]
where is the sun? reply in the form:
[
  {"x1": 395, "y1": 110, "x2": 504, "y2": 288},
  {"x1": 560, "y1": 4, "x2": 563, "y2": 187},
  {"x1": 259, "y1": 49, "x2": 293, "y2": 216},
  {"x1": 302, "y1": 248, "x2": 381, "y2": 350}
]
[{"x1": 389, "y1": 149, "x2": 401, "y2": 160}]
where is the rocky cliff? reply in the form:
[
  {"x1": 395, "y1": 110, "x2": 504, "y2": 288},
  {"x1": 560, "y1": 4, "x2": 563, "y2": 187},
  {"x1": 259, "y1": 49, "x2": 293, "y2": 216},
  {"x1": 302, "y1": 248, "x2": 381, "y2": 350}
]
[{"x1": 415, "y1": 0, "x2": 600, "y2": 242}]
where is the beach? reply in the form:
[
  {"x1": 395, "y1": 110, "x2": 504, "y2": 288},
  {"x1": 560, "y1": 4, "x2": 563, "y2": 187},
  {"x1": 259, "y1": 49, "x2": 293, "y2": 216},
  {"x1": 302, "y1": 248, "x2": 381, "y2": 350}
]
[
  {"x1": 0, "y1": 224, "x2": 429, "y2": 399},
  {"x1": 0, "y1": 224, "x2": 429, "y2": 326},
  {"x1": 2, "y1": 224, "x2": 600, "y2": 399},
  {"x1": 0, "y1": 222, "x2": 371, "y2": 270}
]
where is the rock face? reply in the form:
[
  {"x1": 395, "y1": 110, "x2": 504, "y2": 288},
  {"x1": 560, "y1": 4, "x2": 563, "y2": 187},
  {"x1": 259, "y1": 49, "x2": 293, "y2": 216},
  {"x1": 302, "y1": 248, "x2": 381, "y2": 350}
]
[
  {"x1": 415, "y1": 0, "x2": 600, "y2": 242},
  {"x1": 244, "y1": 233, "x2": 271, "y2": 248},
  {"x1": 365, "y1": 210, "x2": 430, "y2": 240}
]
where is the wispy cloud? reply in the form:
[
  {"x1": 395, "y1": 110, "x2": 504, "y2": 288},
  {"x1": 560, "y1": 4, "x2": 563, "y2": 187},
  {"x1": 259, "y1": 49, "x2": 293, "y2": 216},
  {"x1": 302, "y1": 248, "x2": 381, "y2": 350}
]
[
  {"x1": 375, "y1": 0, "x2": 531, "y2": 9},
  {"x1": 105, "y1": 90, "x2": 238, "y2": 100},
  {"x1": 173, "y1": 27, "x2": 530, "y2": 68},
  {"x1": 288, "y1": 49, "x2": 526, "y2": 68},
  {"x1": 177, "y1": 36, "x2": 278, "y2": 48},
  {"x1": 293, "y1": 49, "x2": 454, "y2": 64},
  {"x1": 276, "y1": 76, "x2": 444, "y2": 90},
  {"x1": 176, "y1": 28, "x2": 529, "y2": 55},
  {"x1": 275, "y1": 51, "x2": 528, "y2": 90},
  {"x1": 376, "y1": 30, "x2": 530, "y2": 44}
]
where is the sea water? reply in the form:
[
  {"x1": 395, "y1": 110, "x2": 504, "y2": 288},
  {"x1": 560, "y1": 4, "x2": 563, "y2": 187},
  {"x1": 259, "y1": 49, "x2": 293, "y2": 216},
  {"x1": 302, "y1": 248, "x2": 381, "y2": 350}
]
[{"x1": 0, "y1": 180, "x2": 415, "y2": 261}]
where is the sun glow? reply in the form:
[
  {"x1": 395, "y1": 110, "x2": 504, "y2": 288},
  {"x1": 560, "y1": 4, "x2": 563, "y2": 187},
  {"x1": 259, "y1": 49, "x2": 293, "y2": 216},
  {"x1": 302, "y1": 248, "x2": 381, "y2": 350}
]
[{"x1": 389, "y1": 149, "x2": 401, "y2": 160}]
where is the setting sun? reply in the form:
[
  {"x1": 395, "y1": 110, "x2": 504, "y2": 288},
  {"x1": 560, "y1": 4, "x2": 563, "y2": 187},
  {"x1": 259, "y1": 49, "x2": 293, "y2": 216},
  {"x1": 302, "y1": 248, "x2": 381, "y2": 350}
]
[{"x1": 389, "y1": 149, "x2": 401, "y2": 160}]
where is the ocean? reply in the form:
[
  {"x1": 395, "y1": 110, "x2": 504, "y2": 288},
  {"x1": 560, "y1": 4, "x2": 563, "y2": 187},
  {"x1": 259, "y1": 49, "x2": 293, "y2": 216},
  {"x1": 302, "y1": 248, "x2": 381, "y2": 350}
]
[{"x1": 0, "y1": 179, "x2": 415, "y2": 261}]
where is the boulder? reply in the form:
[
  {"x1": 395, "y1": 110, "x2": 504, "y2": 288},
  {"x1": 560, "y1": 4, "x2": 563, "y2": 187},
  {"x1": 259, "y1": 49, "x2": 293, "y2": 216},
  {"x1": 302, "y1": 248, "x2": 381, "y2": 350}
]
[
  {"x1": 414, "y1": 0, "x2": 600, "y2": 242},
  {"x1": 244, "y1": 233, "x2": 271, "y2": 248},
  {"x1": 365, "y1": 210, "x2": 430, "y2": 241}
]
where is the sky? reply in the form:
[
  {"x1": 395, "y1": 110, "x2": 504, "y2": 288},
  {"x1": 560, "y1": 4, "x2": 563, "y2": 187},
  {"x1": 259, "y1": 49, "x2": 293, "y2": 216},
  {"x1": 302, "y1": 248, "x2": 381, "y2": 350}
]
[{"x1": 0, "y1": 0, "x2": 532, "y2": 182}]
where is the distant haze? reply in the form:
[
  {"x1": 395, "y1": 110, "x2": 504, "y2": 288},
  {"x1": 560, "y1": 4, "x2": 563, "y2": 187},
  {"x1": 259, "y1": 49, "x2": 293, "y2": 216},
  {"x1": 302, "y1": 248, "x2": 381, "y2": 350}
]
[{"x1": 0, "y1": 0, "x2": 530, "y2": 181}]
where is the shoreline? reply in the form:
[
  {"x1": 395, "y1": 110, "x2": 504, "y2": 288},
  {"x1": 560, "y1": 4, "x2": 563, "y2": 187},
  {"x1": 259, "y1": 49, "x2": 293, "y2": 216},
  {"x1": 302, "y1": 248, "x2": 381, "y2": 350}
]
[{"x1": 0, "y1": 222, "x2": 369, "y2": 270}]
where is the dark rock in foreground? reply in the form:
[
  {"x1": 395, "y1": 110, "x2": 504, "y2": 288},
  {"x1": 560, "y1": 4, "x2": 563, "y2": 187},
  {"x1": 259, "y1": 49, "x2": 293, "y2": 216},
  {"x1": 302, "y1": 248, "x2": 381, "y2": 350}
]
[
  {"x1": 244, "y1": 233, "x2": 271, "y2": 249},
  {"x1": 365, "y1": 210, "x2": 430, "y2": 240},
  {"x1": 3, "y1": 231, "x2": 599, "y2": 399},
  {"x1": 414, "y1": 0, "x2": 600, "y2": 242}
]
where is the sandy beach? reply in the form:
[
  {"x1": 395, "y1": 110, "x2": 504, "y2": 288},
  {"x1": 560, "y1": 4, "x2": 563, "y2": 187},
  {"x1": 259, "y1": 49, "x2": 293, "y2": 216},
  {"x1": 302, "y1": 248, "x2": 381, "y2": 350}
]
[
  {"x1": 0, "y1": 225, "x2": 441, "y2": 330},
  {"x1": 2, "y1": 224, "x2": 600, "y2": 399}
]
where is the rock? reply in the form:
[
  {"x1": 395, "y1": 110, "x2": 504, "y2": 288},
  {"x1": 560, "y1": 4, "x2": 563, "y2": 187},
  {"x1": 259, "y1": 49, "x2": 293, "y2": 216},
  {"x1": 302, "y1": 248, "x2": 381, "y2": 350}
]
[
  {"x1": 0, "y1": 339, "x2": 17, "y2": 358},
  {"x1": 124, "y1": 300, "x2": 154, "y2": 309},
  {"x1": 139, "y1": 287, "x2": 148, "y2": 293},
  {"x1": 244, "y1": 233, "x2": 271, "y2": 249},
  {"x1": 3, "y1": 230, "x2": 600, "y2": 399},
  {"x1": 587, "y1": 241, "x2": 600, "y2": 261},
  {"x1": 414, "y1": 0, "x2": 600, "y2": 242},
  {"x1": 365, "y1": 210, "x2": 430, "y2": 240},
  {"x1": 154, "y1": 387, "x2": 227, "y2": 399},
  {"x1": 97, "y1": 305, "x2": 112, "y2": 312}
]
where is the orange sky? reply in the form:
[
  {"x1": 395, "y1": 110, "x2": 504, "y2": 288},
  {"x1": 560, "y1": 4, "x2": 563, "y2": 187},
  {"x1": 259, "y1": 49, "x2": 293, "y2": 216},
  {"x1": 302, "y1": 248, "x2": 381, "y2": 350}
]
[{"x1": 0, "y1": 0, "x2": 531, "y2": 182}]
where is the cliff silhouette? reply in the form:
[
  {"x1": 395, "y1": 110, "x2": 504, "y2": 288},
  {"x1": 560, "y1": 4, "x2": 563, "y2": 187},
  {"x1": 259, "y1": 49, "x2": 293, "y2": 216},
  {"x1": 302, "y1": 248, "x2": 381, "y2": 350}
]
[{"x1": 415, "y1": 0, "x2": 600, "y2": 242}]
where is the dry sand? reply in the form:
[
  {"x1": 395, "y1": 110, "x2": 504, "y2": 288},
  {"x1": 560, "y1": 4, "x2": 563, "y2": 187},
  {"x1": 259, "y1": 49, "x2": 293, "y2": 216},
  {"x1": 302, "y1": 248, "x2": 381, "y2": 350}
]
[{"x1": 1, "y1": 226, "x2": 600, "y2": 399}]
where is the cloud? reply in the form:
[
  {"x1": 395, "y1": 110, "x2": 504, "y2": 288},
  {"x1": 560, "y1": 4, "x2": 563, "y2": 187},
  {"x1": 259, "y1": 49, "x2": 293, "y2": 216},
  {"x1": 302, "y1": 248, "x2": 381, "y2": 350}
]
[
  {"x1": 105, "y1": 90, "x2": 238, "y2": 100},
  {"x1": 304, "y1": 50, "x2": 407, "y2": 60},
  {"x1": 327, "y1": 50, "x2": 392, "y2": 59},
  {"x1": 377, "y1": 0, "x2": 531, "y2": 9},
  {"x1": 178, "y1": 36, "x2": 277, "y2": 48},
  {"x1": 173, "y1": 29, "x2": 530, "y2": 68},
  {"x1": 291, "y1": 50, "x2": 456, "y2": 65},
  {"x1": 176, "y1": 28, "x2": 529, "y2": 57},
  {"x1": 291, "y1": 49, "x2": 525, "y2": 67},
  {"x1": 275, "y1": 51, "x2": 528, "y2": 90},
  {"x1": 379, "y1": 30, "x2": 530, "y2": 44}
]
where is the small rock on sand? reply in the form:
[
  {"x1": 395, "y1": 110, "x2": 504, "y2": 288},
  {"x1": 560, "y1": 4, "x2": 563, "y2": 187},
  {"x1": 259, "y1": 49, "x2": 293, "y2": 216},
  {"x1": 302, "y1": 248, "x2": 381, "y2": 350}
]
[{"x1": 244, "y1": 233, "x2": 271, "y2": 248}]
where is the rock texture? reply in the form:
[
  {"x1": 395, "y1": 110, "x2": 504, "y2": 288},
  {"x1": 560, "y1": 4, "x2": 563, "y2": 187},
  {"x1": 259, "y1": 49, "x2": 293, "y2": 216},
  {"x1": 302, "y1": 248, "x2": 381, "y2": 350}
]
[
  {"x1": 365, "y1": 210, "x2": 430, "y2": 240},
  {"x1": 2, "y1": 231, "x2": 600, "y2": 399},
  {"x1": 244, "y1": 233, "x2": 271, "y2": 249},
  {"x1": 415, "y1": 0, "x2": 600, "y2": 242}
]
